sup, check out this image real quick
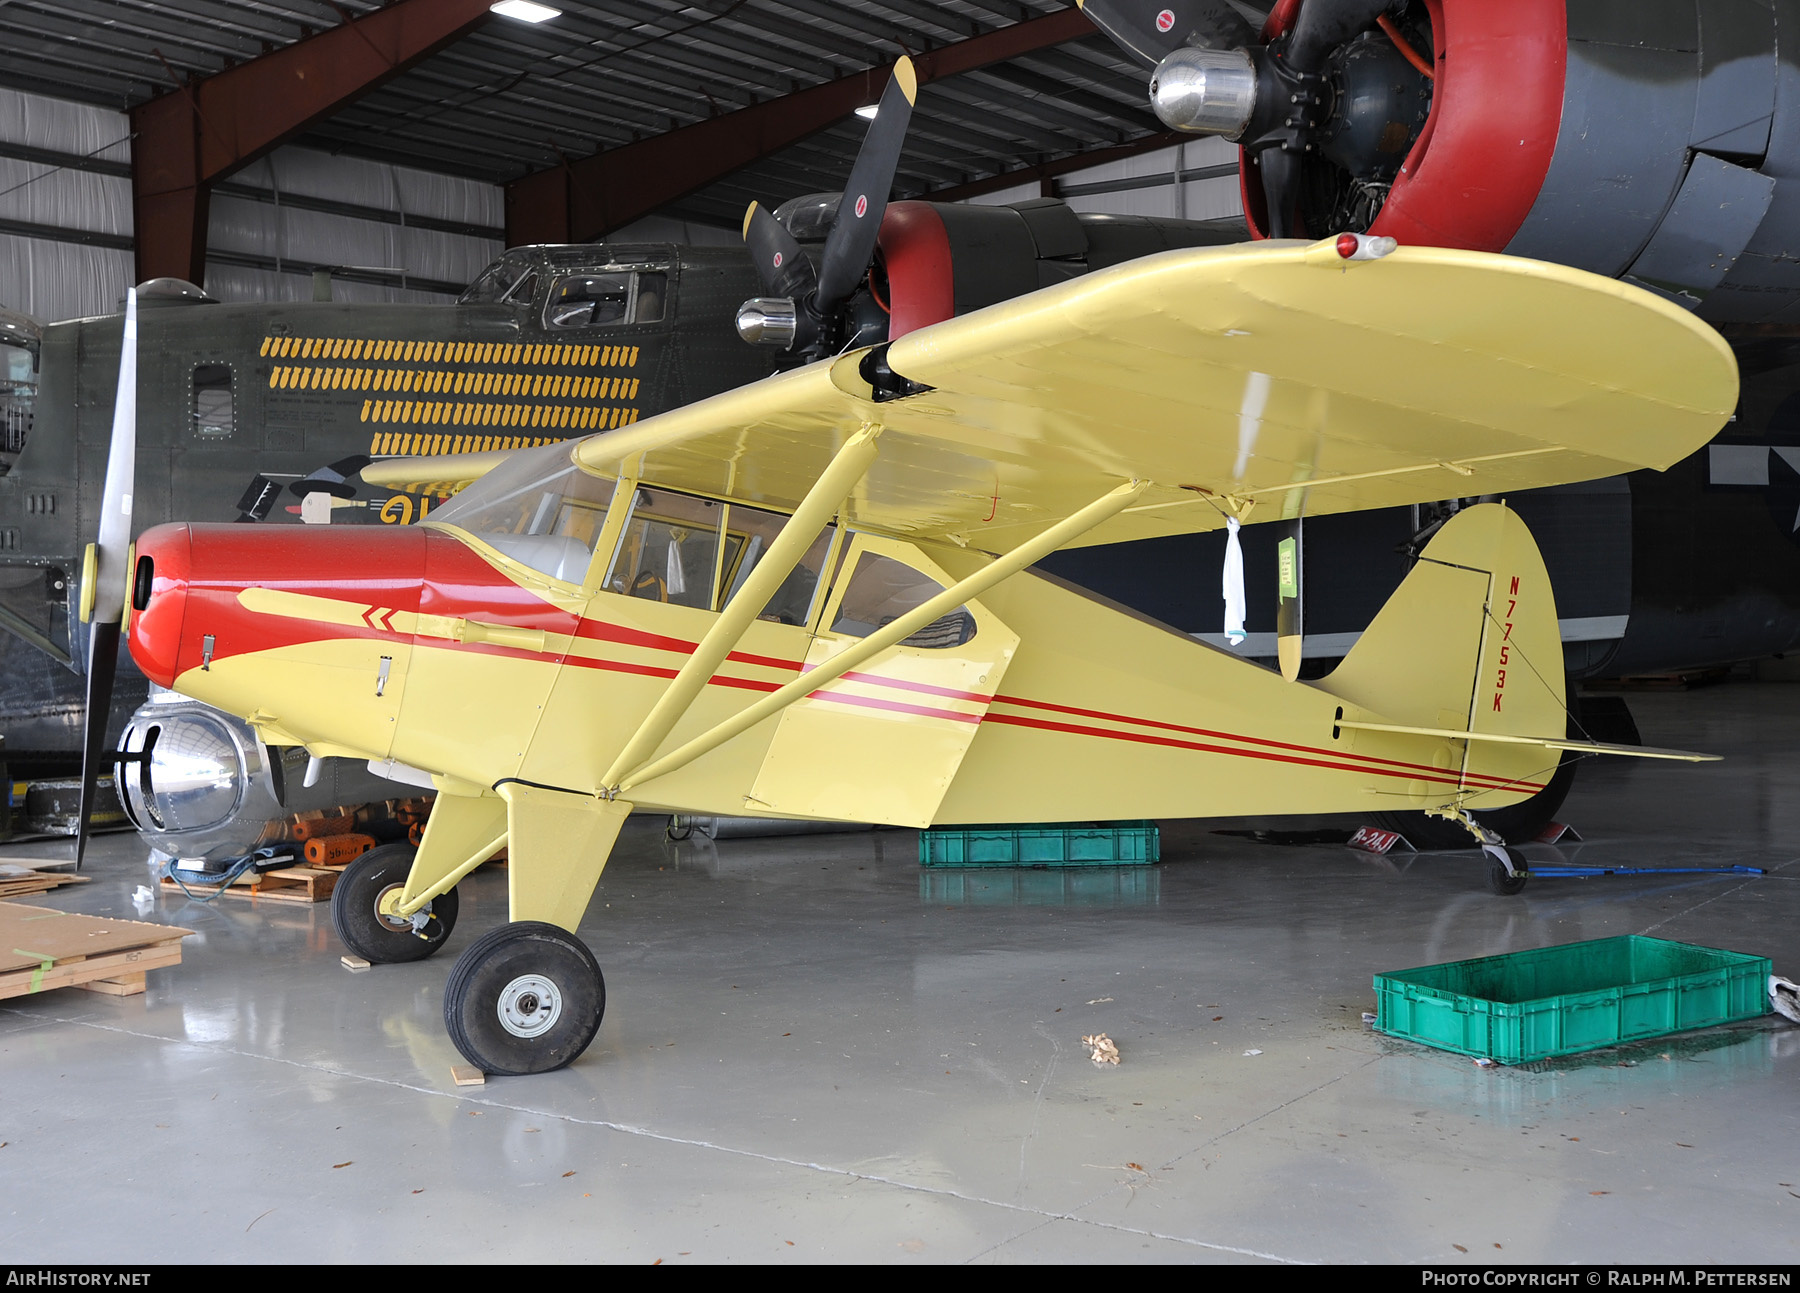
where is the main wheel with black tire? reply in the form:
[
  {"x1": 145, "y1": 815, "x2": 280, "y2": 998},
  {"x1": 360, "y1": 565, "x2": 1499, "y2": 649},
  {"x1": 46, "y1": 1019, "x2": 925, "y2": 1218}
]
[
  {"x1": 443, "y1": 922, "x2": 605, "y2": 1076},
  {"x1": 1485, "y1": 844, "x2": 1530, "y2": 896},
  {"x1": 330, "y1": 842, "x2": 460, "y2": 964}
]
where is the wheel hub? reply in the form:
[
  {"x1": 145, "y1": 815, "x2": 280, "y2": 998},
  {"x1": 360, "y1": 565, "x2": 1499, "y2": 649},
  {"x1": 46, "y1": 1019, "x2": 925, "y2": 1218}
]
[
  {"x1": 373, "y1": 882, "x2": 415, "y2": 932},
  {"x1": 497, "y1": 973, "x2": 563, "y2": 1038}
]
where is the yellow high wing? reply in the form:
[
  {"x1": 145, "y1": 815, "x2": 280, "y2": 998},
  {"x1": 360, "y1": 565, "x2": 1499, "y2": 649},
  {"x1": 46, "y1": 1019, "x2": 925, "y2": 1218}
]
[{"x1": 564, "y1": 238, "x2": 1735, "y2": 548}]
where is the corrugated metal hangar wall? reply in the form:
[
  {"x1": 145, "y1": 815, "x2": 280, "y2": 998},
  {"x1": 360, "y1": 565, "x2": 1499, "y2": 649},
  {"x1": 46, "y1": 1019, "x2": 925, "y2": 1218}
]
[{"x1": 0, "y1": 85, "x2": 1242, "y2": 323}]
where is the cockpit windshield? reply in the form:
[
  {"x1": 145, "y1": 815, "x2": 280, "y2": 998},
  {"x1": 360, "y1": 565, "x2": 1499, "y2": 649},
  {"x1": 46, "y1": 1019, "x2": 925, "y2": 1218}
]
[
  {"x1": 458, "y1": 255, "x2": 539, "y2": 305},
  {"x1": 426, "y1": 441, "x2": 615, "y2": 583}
]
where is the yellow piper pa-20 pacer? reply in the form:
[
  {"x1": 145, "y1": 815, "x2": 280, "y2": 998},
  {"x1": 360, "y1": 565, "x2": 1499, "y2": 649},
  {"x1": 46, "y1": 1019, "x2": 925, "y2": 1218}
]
[{"x1": 101, "y1": 234, "x2": 1734, "y2": 1075}]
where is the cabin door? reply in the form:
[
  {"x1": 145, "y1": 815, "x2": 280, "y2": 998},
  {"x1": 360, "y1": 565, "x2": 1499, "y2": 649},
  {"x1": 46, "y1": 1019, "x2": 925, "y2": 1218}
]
[{"x1": 747, "y1": 535, "x2": 1018, "y2": 827}]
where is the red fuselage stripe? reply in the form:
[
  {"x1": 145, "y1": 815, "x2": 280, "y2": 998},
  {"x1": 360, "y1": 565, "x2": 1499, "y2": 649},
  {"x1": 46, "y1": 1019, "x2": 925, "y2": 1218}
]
[
  {"x1": 988, "y1": 692, "x2": 1524, "y2": 792},
  {"x1": 983, "y1": 712, "x2": 1545, "y2": 792}
]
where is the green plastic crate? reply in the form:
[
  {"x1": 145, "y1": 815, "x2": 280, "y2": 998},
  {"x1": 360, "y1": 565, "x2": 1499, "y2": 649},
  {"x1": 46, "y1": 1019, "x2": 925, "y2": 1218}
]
[
  {"x1": 918, "y1": 821, "x2": 1160, "y2": 867},
  {"x1": 1374, "y1": 936, "x2": 1770, "y2": 1065}
]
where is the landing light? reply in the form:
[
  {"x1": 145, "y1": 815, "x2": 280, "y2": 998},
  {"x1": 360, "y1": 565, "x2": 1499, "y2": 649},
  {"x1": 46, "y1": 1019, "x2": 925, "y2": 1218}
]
[{"x1": 491, "y1": 1, "x2": 560, "y2": 22}]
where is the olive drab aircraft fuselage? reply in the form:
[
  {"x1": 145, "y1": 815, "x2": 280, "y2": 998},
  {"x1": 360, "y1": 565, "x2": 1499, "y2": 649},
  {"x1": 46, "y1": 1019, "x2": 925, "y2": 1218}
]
[
  {"x1": 117, "y1": 238, "x2": 1734, "y2": 1075},
  {"x1": 0, "y1": 244, "x2": 768, "y2": 684}
]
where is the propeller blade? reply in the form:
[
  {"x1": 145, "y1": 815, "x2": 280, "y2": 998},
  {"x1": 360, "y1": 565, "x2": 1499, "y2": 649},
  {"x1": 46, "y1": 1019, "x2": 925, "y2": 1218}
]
[
  {"x1": 76, "y1": 620, "x2": 121, "y2": 872},
  {"x1": 75, "y1": 287, "x2": 138, "y2": 870},
  {"x1": 1287, "y1": 0, "x2": 1391, "y2": 72},
  {"x1": 1274, "y1": 517, "x2": 1302, "y2": 681},
  {"x1": 742, "y1": 200, "x2": 817, "y2": 301},
  {"x1": 1258, "y1": 146, "x2": 1299, "y2": 237},
  {"x1": 1079, "y1": 0, "x2": 1261, "y2": 65},
  {"x1": 814, "y1": 56, "x2": 917, "y2": 310}
]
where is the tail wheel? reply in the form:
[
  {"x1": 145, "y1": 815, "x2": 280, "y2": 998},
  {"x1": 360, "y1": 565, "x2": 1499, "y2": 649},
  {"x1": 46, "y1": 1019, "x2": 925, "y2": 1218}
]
[
  {"x1": 1486, "y1": 844, "x2": 1530, "y2": 897},
  {"x1": 443, "y1": 922, "x2": 605, "y2": 1076},
  {"x1": 1374, "y1": 697, "x2": 1583, "y2": 848},
  {"x1": 330, "y1": 841, "x2": 460, "y2": 964}
]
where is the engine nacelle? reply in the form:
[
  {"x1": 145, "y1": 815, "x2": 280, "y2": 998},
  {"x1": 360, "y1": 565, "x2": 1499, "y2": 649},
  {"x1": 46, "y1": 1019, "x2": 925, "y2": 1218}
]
[
  {"x1": 115, "y1": 689, "x2": 412, "y2": 864},
  {"x1": 1216, "y1": 0, "x2": 1799, "y2": 323},
  {"x1": 874, "y1": 199, "x2": 1243, "y2": 342}
]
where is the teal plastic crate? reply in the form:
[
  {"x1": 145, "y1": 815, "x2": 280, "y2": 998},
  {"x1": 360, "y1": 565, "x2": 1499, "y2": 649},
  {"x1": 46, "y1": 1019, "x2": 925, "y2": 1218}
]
[
  {"x1": 918, "y1": 821, "x2": 1159, "y2": 867},
  {"x1": 1374, "y1": 936, "x2": 1770, "y2": 1065}
]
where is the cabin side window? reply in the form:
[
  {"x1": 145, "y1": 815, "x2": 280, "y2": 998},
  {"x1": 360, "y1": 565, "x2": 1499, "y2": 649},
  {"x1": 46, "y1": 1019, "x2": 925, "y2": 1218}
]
[
  {"x1": 715, "y1": 504, "x2": 834, "y2": 625},
  {"x1": 192, "y1": 364, "x2": 234, "y2": 438},
  {"x1": 544, "y1": 270, "x2": 670, "y2": 331},
  {"x1": 830, "y1": 552, "x2": 975, "y2": 649},
  {"x1": 605, "y1": 487, "x2": 723, "y2": 610}
]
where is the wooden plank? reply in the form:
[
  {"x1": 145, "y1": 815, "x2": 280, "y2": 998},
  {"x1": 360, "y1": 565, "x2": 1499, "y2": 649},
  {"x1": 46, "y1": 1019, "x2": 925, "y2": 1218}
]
[
  {"x1": 0, "y1": 941, "x2": 184, "y2": 1000},
  {"x1": 0, "y1": 903, "x2": 189, "y2": 974},
  {"x1": 79, "y1": 971, "x2": 148, "y2": 996}
]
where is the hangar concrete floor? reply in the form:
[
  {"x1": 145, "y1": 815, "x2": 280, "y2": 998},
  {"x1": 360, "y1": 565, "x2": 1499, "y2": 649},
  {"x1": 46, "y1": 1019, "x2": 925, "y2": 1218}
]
[{"x1": 2, "y1": 682, "x2": 1797, "y2": 1266}]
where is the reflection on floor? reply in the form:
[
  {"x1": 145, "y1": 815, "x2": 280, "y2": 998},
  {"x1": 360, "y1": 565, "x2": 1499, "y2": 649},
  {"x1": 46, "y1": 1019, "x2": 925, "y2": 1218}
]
[{"x1": 2, "y1": 682, "x2": 1797, "y2": 1264}]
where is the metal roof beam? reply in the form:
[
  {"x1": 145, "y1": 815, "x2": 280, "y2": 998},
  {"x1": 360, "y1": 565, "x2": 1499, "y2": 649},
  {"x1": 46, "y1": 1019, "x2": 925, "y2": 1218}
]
[
  {"x1": 922, "y1": 128, "x2": 1187, "y2": 201},
  {"x1": 506, "y1": 5, "x2": 1096, "y2": 245},
  {"x1": 129, "y1": 0, "x2": 495, "y2": 286}
]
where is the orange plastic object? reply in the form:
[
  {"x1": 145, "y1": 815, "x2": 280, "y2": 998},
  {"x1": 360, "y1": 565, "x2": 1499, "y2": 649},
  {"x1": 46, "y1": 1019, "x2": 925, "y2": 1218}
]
[
  {"x1": 293, "y1": 813, "x2": 355, "y2": 841},
  {"x1": 305, "y1": 833, "x2": 376, "y2": 866}
]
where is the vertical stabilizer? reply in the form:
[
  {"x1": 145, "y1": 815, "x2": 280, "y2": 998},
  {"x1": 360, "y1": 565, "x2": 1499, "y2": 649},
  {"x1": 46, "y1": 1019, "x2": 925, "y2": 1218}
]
[{"x1": 1320, "y1": 504, "x2": 1567, "y2": 810}]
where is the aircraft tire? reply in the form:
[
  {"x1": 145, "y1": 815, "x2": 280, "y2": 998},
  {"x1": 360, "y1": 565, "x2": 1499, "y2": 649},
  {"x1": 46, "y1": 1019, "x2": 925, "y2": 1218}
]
[
  {"x1": 443, "y1": 921, "x2": 605, "y2": 1077},
  {"x1": 1486, "y1": 845, "x2": 1530, "y2": 897},
  {"x1": 330, "y1": 842, "x2": 460, "y2": 964}
]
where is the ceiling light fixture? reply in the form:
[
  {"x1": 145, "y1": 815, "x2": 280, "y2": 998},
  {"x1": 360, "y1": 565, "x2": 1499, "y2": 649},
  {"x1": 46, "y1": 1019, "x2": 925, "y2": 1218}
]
[
  {"x1": 855, "y1": 104, "x2": 879, "y2": 120},
  {"x1": 491, "y1": 1, "x2": 561, "y2": 22}
]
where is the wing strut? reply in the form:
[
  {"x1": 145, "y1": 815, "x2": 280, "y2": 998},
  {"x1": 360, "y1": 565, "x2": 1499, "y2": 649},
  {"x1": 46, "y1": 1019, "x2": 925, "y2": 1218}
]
[
  {"x1": 615, "y1": 478, "x2": 1149, "y2": 796},
  {"x1": 599, "y1": 422, "x2": 884, "y2": 790}
]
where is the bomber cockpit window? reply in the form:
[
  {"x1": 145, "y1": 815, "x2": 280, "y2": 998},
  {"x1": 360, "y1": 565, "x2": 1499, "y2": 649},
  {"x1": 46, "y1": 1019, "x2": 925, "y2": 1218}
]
[
  {"x1": 426, "y1": 441, "x2": 615, "y2": 584},
  {"x1": 459, "y1": 255, "x2": 537, "y2": 305},
  {"x1": 0, "y1": 340, "x2": 32, "y2": 387},
  {"x1": 830, "y1": 552, "x2": 975, "y2": 649},
  {"x1": 635, "y1": 272, "x2": 667, "y2": 323},
  {"x1": 0, "y1": 312, "x2": 38, "y2": 473},
  {"x1": 547, "y1": 274, "x2": 630, "y2": 329},
  {"x1": 192, "y1": 364, "x2": 234, "y2": 438},
  {"x1": 544, "y1": 270, "x2": 670, "y2": 331}
]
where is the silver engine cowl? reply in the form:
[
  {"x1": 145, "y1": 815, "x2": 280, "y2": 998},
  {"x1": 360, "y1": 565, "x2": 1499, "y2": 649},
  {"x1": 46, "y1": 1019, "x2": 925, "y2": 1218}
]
[
  {"x1": 116, "y1": 690, "x2": 412, "y2": 864},
  {"x1": 1149, "y1": 46, "x2": 1259, "y2": 138}
]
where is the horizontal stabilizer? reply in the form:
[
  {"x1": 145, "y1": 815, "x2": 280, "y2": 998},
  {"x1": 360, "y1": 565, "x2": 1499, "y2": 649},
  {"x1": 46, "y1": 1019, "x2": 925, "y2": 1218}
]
[{"x1": 1333, "y1": 719, "x2": 1719, "y2": 763}]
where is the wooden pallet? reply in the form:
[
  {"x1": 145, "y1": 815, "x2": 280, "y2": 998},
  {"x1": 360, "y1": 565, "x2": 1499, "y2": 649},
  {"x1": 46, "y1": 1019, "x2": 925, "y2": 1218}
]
[
  {"x1": 0, "y1": 865, "x2": 90, "y2": 900},
  {"x1": 160, "y1": 862, "x2": 342, "y2": 905},
  {"x1": 0, "y1": 902, "x2": 191, "y2": 1000}
]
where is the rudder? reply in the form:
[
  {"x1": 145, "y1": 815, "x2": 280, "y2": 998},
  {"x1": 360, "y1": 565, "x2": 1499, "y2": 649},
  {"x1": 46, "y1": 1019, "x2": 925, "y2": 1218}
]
[{"x1": 1319, "y1": 504, "x2": 1567, "y2": 811}]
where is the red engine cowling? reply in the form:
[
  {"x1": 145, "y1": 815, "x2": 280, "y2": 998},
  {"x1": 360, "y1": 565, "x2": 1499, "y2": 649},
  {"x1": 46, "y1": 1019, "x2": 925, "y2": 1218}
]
[
  {"x1": 1228, "y1": 0, "x2": 1798, "y2": 323},
  {"x1": 875, "y1": 198, "x2": 1242, "y2": 341},
  {"x1": 1239, "y1": 0, "x2": 1565, "y2": 251}
]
